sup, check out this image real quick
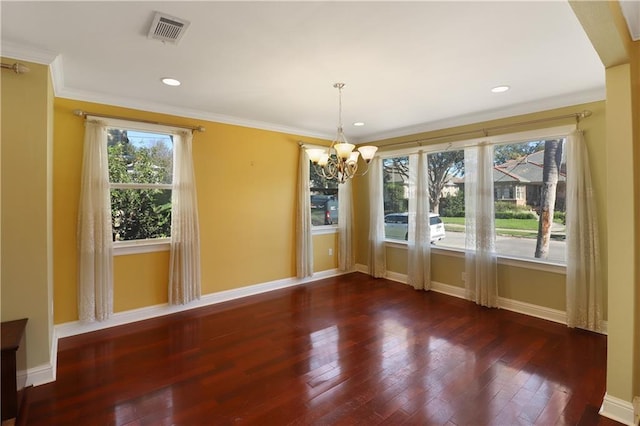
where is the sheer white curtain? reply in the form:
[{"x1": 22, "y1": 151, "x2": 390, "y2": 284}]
[
  {"x1": 565, "y1": 130, "x2": 603, "y2": 332},
  {"x1": 368, "y1": 157, "x2": 386, "y2": 277},
  {"x1": 338, "y1": 179, "x2": 354, "y2": 271},
  {"x1": 78, "y1": 120, "x2": 113, "y2": 322},
  {"x1": 407, "y1": 152, "x2": 431, "y2": 290},
  {"x1": 464, "y1": 143, "x2": 498, "y2": 307},
  {"x1": 296, "y1": 147, "x2": 313, "y2": 278},
  {"x1": 169, "y1": 130, "x2": 201, "y2": 305}
]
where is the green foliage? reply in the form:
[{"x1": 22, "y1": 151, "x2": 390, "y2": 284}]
[
  {"x1": 494, "y1": 141, "x2": 543, "y2": 165},
  {"x1": 554, "y1": 210, "x2": 566, "y2": 225},
  {"x1": 495, "y1": 201, "x2": 522, "y2": 212},
  {"x1": 383, "y1": 182, "x2": 407, "y2": 214},
  {"x1": 494, "y1": 218, "x2": 539, "y2": 230},
  {"x1": 439, "y1": 190, "x2": 465, "y2": 217},
  {"x1": 494, "y1": 201, "x2": 537, "y2": 219},
  {"x1": 427, "y1": 151, "x2": 464, "y2": 211},
  {"x1": 108, "y1": 129, "x2": 173, "y2": 241},
  {"x1": 494, "y1": 211, "x2": 537, "y2": 220}
]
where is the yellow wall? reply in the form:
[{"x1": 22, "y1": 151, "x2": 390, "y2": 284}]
[
  {"x1": 431, "y1": 254, "x2": 464, "y2": 287},
  {"x1": 353, "y1": 101, "x2": 607, "y2": 315},
  {"x1": 633, "y1": 37, "x2": 640, "y2": 403},
  {"x1": 569, "y1": 0, "x2": 639, "y2": 406},
  {"x1": 113, "y1": 252, "x2": 170, "y2": 312},
  {"x1": 1, "y1": 59, "x2": 54, "y2": 369},
  {"x1": 313, "y1": 233, "x2": 338, "y2": 272},
  {"x1": 53, "y1": 98, "x2": 336, "y2": 324},
  {"x1": 605, "y1": 63, "x2": 636, "y2": 404}
]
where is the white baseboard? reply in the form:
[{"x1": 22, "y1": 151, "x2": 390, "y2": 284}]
[
  {"x1": 431, "y1": 280, "x2": 466, "y2": 299},
  {"x1": 41, "y1": 268, "x2": 349, "y2": 387},
  {"x1": 355, "y1": 267, "x2": 611, "y2": 335},
  {"x1": 18, "y1": 326, "x2": 58, "y2": 389},
  {"x1": 497, "y1": 296, "x2": 566, "y2": 325},
  {"x1": 384, "y1": 270, "x2": 408, "y2": 284},
  {"x1": 56, "y1": 268, "x2": 346, "y2": 339},
  {"x1": 42, "y1": 266, "x2": 608, "y2": 390},
  {"x1": 355, "y1": 263, "x2": 368, "y2": 274},
  {"x1": 600, "y1": 393, "x2": 636, "y2": 425},
  {"x1": 21, "y1": 361, "x2": 55, "y2": 388},
  {"x1": 359, "y1": 267, "x2": 570, "y2": 327}
]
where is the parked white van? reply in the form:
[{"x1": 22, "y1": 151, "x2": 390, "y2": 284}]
[{"x1": 384, "y1": 212, "x2": 446, "y2": 242}]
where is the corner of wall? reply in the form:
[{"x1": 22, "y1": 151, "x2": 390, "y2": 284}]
[{"x1": 599, "y1": 393, "x2": 636, "y2": 425}]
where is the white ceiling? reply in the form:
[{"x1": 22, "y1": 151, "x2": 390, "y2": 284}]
[{"x1": 1, "y1": 1, "x2": 610, "y2": 142}]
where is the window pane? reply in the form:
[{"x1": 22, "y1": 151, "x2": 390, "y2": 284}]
[
  {"x1": 108, "y1": 128, "x2": 174, "y2": 242},
  {"x1": 111, "y1": 188, "x2": 172, "y2": 241},
  {"x1": 310, "y1": 162, "x2": 339, "y2": 226},
  {"x1": 108, "y1": 129, "x2": 173, "y2": 184},
  {"x1": 493, "y1": 139, "x2": 566, "y2": 263},
  {"x1": 383, "y1": 156, "x2": 409, "y2": 240},
  {"x1": 428, "y1": 150, "x2": 465, "y2": 249}
]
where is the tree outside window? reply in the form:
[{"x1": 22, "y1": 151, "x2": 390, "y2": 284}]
[
  {"x1": 379, "y1": 138, "x2": 568, "y2": 264},
  {"x1": 107, "y1": 128, "x2": 173, "y2": 241}
]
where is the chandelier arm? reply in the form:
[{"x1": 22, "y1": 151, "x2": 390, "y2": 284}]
[{"x1": 309, "y1": 82, "x2": 376, "y2": 184}]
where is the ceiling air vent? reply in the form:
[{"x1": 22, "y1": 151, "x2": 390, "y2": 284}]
[{"x1": 148, "y1": 12, "x2": 190, "y2": 44}]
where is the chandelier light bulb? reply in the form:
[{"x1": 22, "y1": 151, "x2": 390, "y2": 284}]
[
  {"x1": 357, "y1": 145, "x2": 378, "y2": 162},
  {"x1": 307, "y1": 82, "x2": 377, "y2": 183},
  {"x1": 334, "y1": 142, "x2": 355, "y2": 160},
  {"x1": 318, "y1": 152, "x2": 330, "y2": 166},
  {"x1": 306, "y1": 148, "x2": 325, "y2": 163}
]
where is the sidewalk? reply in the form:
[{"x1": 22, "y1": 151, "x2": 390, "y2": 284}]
[{"x1": 444, "y1": 222, "x2": 566, "y2": 238}]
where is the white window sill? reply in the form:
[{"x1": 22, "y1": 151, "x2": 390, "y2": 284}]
[
  {"x1": 384, "y1": 240, "x2": 566, "y2": 274},
  {"x1": 312, "y1": 226, "x2": 338, "y2": 235},
  {"x1": 113, "y1": 239, "x2": 171, "y2": 256}
]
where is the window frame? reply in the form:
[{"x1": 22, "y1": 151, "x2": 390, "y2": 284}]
[
  {"x1": 307, "y1": 143, "x2": 340, "y2": 235},
  {"x1": 101, "y1": 117, "x2": 180, "y2": 255},
  {"x1": 376, "y1": 124, "x2": 575, "y2": 269}
]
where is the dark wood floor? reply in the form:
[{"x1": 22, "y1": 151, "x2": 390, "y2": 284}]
[{"x1": 23, "y1": 273, "x2": 619, "y2": 425}]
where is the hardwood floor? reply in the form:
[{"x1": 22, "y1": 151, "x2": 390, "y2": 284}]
[{"x1": 24, "y1": 273, "x2": 620, "y2": 425}]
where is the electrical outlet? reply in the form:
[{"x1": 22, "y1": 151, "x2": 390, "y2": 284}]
[
  {"x1": 328, "y1": 248, "x2": 333, "y2": 256},
  {"x1": 461, "y1": 272, "x2": 466, "y2": 282}
]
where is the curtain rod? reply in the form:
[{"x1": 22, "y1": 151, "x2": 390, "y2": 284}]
[
  {"x1": 377, "y1": 110, "x2": 592, "y2": 149},
  {"x1": 72, "y1": 109, "x2": 206, "y2": 132},
  {"x1": 1, "y1": 62, "x2": 30, "y2": 74}
]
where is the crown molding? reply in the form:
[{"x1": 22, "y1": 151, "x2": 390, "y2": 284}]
[
  {"x1": 49, "y1": 55, "x2": 65, "y2": 96},
  {"x1": 0, "y1": 40, "x2": 58, "y2": 65},
  {"x1": 56, "y1": 85, "x2": 334, "y2": 140},
  {"x1": 3, "y1": 41, "x2": 332, "y2": 140},
  {"x1": 357, "y1": 87, "x2": 605, "y2": 144},
  {"x1": 1, "y1": 40, "x2": 606, "y2": 145},
  {"x1": 620, "y1": 0, "x2": 640, "y2": 41}
]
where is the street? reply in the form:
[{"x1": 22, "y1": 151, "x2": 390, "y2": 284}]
[{"x1": 433, "y1": 230, "x2": 566, "y2": 263}]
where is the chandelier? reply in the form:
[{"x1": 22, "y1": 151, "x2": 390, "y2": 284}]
[{"x1": 306, "y1": 83, "x2": 378, "y2": 184}]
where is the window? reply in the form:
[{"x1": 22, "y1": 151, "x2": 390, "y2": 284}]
[
  {"x1": 493, "y1": 139, "x2": 566, "y2": 263},
  {"x1": 107, "y1": 128, "x2": 173, "y2": 242},
  {"x1": 427, "y1": 149, "x2": 465, "y2": 249},
  {"x1": 382, "y1": 156, "x2": 409, "y2": 240},
  {"x1": 310, "y1": 162, "x2": 338, "y2": 226},
  {"x1": 377, "y1": 127, "x2": 570, "y2": 266},
  {"x1": 382, "y1": 152, "x2": 465, "y2": 246}
]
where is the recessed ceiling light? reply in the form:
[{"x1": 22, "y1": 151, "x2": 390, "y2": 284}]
[
  {"x1": 161, "y1": 77, "x2": 181, "y2": 86},
  {"x1": 353, "y1": 122, "x2": 365, "y2": 127},
  {"x1": 491, "y1": 85, "x2": 510, "y2": 93}
]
